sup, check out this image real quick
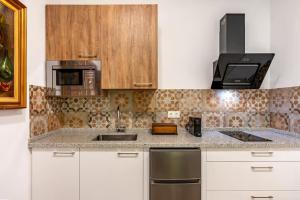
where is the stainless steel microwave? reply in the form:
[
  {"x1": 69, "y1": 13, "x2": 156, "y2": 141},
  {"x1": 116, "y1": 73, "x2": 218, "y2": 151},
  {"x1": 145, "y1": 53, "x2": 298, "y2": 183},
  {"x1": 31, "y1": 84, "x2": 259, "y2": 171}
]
[{"x1": 46, "y1": 60, "x2": 100, "y2": 96}]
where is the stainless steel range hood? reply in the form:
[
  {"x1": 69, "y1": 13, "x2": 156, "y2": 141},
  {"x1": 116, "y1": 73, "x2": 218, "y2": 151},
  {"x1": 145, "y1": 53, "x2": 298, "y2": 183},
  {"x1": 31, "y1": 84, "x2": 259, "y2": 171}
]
[{"x1": 211, "y1": 14, "x2": 275, "y2": 89}]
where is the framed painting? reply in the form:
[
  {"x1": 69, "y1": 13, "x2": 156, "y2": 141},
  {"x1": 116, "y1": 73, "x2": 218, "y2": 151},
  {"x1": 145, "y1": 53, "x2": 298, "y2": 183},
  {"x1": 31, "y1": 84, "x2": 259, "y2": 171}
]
[{"x1": 0, "y1": 0, "x2": 26, "y2": 109}]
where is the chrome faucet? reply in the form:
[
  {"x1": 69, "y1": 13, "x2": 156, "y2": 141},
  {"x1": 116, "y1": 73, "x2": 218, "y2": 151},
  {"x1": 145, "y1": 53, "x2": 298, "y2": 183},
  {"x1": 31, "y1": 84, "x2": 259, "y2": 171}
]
[{"x1": 116, "y1": 106, "x2": 126, "y2": 132}]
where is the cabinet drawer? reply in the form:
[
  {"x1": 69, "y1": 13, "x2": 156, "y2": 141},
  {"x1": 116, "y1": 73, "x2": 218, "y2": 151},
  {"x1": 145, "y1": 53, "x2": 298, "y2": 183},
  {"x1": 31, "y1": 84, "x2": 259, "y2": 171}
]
[
  {"x1": 206, "y1": 150, "x2": 300, "y2": 162},
  {"x1": 207, "y1": 162, "x2": 300, "y2": 190},
  {"x1": 150, "y1": 148, "x2": 201, "y2": 180},
  {"x1": 151, "y1": 182, "x2": 201, "y2": 200},
  {"x1": 207, "y1": 191, "x2": 300, "y2": 200}
]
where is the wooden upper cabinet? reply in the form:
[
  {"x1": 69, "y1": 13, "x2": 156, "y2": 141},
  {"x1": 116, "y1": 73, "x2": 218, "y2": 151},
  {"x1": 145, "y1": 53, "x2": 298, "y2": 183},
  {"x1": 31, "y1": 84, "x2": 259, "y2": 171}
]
[
  {"x1": 46, "y1": 5, "x2": 158, "y2": 89},
  {"x1": 46, "y1": 5, "x2": 99, "y2": 60},
  {"x1": 100, "y1": 5, "x2": 158, "y2": 89}
]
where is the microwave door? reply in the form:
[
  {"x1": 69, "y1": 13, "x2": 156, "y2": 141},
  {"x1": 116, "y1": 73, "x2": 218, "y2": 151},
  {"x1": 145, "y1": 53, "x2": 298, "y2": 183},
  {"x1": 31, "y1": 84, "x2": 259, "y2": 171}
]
[
  {"x1": 52, "y1": 68, "x2": 84, "y2": 96},
  {"x1": 55, "y1": 69, "x2": 83, "y2": 86}
]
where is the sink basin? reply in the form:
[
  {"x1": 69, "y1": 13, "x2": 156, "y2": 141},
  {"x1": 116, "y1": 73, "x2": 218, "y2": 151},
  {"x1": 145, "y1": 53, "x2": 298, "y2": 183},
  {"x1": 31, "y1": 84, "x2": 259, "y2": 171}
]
[{"x1": 92, "y1": 134, "x2": 138, "y2": 141}]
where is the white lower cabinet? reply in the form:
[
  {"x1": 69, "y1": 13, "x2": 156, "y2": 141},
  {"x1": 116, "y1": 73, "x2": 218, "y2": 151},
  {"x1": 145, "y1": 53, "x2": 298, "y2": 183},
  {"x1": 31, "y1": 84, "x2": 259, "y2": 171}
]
[
  {"x1": 207, "y1": 191, "x2": 300, "y2": 200},
  {"x1": 204, "y1": 150, "x2": 300, "y2": 200},
  {"x1": 32, "y1": 148, "x2": 300, "y2": 200},
  {"x1": 31, "y1": 149, "x2": 79, "y2": 200},
  {"x1": 80, "y1": 150, "x2": 144, "y2": 200}
]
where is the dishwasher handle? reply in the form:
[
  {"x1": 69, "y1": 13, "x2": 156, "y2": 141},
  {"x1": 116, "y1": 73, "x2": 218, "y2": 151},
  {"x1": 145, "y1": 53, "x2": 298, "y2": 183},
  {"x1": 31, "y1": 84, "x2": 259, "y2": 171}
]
[{"x1": 151, "y1": 178, "x2": 201, "y2": 184}]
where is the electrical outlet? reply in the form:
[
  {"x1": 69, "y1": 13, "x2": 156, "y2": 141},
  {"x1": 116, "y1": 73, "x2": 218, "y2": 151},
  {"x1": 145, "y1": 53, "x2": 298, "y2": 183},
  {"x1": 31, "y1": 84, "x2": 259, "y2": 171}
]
[{"x1": 168, "y1": 111, "x2": 181, "y2": 119}]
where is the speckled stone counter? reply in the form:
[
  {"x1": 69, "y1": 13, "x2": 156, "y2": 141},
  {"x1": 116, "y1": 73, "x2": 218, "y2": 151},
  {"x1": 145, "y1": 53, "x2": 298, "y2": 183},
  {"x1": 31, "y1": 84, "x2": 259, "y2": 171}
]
[{"x1": 28, "y1": 128, "x2": 300, "y2": 149}]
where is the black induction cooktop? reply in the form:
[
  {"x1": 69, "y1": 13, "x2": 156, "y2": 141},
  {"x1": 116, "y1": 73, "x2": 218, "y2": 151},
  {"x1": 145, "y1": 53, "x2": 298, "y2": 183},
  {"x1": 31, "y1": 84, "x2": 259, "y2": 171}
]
[{"x1": 219, "y1": 131, "x2": 272, "y2": 142}]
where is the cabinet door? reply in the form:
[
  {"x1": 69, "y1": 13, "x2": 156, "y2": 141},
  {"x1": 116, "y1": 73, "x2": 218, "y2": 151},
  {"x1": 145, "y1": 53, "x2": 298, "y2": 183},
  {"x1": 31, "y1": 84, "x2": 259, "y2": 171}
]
[
  {"x1": 32, "y1": 149, "x2": 79, "y2": 200},
  {"x1": 46, "y1": 5, "x2": 99, "y2": 60},
  {"x1": 80, "y1": 150, "x2": 144, "y2": 200},
  {"x1": 100, "y1": 5, "x2": 158, "y2": 89}
]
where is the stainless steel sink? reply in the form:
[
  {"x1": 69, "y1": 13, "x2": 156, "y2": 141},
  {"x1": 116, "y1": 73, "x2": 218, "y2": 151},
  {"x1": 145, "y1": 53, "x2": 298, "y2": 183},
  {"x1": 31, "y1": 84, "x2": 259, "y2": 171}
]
[{"x1": 92, "y1": 134, "x2": 138, "y2": 141}]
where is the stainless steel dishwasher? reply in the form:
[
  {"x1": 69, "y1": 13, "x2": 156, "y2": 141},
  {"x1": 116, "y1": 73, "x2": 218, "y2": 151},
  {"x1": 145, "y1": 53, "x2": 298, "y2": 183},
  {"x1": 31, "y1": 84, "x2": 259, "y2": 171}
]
[{"x1": 150, "y1": 148, "x2": 201, "y2": 200}]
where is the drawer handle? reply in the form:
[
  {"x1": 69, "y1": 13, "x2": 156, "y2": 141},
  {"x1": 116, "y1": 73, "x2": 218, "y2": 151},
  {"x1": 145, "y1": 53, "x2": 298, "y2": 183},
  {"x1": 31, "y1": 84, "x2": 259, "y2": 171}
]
[
  {"x1": 133, "y1": 83, "x2": 153, "y2": 87},
  {"x1": 117, "y1": 152, "x2": 139, "y2": 158},
  {"x1": 251, "y1": 152, "x2": 274, "y2": 157},
  {"x1": 251, "y1": 196, "x2": 274, "y2": 199},
  {"x1": 78, "y1": 55, "x2": 97, "y2": 59},
  {"x1": 53, "y1": 152, "x2": 75, "y2": 157},
  {"x1": 251, "y1": 166, "x2": 273, "y2": 171}
]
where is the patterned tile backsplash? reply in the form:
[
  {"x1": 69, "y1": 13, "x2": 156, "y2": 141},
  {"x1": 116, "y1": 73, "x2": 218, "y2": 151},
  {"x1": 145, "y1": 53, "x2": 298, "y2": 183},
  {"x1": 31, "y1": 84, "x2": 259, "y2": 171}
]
[
  {"x1": 269, "y1": 86, "x2": 300, "y2": 132},
  {"x1": 30, "y1": 86, "x2": 63, "y2": 137},
  {"x1": 29, "y1": 85, "x2": 300, "y2": 137}
]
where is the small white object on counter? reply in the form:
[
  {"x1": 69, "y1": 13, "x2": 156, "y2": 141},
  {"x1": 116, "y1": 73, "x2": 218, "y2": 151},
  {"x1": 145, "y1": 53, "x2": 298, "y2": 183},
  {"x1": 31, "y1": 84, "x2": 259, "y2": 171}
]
[{"x1": 167, "y1": 111, "x2": 181, "y2": 118}]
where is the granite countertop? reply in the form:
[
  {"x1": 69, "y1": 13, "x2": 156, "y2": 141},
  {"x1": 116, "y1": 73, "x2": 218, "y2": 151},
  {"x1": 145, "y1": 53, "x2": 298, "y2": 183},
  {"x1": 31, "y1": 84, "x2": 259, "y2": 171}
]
[{"x1": 28, "y1": 128, "x2": 300, "y2": 149}]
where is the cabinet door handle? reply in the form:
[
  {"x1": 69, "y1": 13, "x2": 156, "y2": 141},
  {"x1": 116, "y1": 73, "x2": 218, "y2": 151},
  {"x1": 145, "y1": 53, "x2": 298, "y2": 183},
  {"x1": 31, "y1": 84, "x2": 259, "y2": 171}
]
[
  {"x1": 251, "y1": 152, "x2": 274, "y2": 157},
  {"x1": 251, "y1": 166, "x2": 274, "y2": 172},
  {"x1": 117, "y1": 152, "x2": 139, "y2": 158},
  {"x1": 251, "y1": 196, "x2": 274, "y2": 199},
  {"x1": 133, "y1": 83, "x2": 153, "y2": 87},
  {"x1": 53, "y1": 151, "x2": 75, "y2": 157},
  {"x1": 78, "y1": 55, "x2": 97, "y2": 59}
]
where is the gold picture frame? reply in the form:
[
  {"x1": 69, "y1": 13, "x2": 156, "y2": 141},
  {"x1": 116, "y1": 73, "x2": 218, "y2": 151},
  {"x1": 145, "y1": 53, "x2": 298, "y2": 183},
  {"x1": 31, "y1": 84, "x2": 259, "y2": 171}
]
[{"x1": 0, "y1": 0, "x2": 26, "y2": 109}]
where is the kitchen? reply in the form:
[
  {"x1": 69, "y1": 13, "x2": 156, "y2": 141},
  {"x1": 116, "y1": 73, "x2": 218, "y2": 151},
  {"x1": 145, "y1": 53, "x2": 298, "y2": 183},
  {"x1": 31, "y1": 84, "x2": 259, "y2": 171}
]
[{"x1": 1, "y1": 0, "x2": 300, "y2": 200}]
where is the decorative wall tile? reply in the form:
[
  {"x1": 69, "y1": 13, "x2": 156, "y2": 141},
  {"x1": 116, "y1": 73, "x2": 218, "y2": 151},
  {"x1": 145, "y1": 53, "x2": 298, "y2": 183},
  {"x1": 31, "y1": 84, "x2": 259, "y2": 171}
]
[
  {"x1": 46, "y1": 96, "x2": 61, "y2": 114},
  {"x1": 247, "y1": 113, "x2": 270, "y2": 128},
  {"x1": 290, "y1": 87, "x2": 300, "y2": 114},
  {"x1": 270, "y1": 112, "x2": 289, "y2": 131},
  {"x1": 247, "y1": 90, "x2": 269, "y2": 113},
  {"x1": 202, "y1": 90, "x2": 222, "y2": 112},
  {"x1": 225, "y1": 113, "x2": 248, "y2": 128},
  {"x1": 111, "y1": 112, "x2": 133, "y2": 129},
  {"x1": 110, "y1": 91, "x2": 132, "y2": 111},
  {"x1": 29, "y1": 85, "x2": 47, "y2": 115},
  {"x1": 202, "y1": 112, "x2": 225, "y2": 128},
  {"x1": 289, "y1": 114, "x2": 300, "y2": 133},
  {"x1": 179, "y1": 90, "x2": 202, "y2": 112},
  {"x1": 61, "y1": 97, "x2": 89, "y2": 112},
  {"x1": 156, "y1": 90, "x2": 181, "y2": 111},
  {"x1": 30, "y1": 115, "x2": 48, "y2": 137},
  {"x1": 88, "y1": 112, "x2": 112, "y2": 128},
  {"x1": 221, "y1": 90, "x2": 248, "y2": 112},
  {"x1": 88, "y1": 92, "x2": 110, "y2": 112},
  {"x1": 64, "y1": 112, "x2": 89, "y2": 128},
  {"x1": 270, "y1": 88, "x2": 290, "y2": 113},
  {"x1": 47, "y1": 113, "x2": 64, "y2": 132},
  {"x1": 133, "y1": 112, "x2": 155, "y2": 128},
  {"x1": 133, "y1": 91, "x2": 156, "y2": 112}
]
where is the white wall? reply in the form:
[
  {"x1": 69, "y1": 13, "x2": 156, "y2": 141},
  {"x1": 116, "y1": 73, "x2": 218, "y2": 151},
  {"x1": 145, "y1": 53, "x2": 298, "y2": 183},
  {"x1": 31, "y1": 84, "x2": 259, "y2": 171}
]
[
  {"x1": 48, "y1": 0, "x2": 272, "y2": 89},
  {"x1": 270, "y1": 0, "x2": 300, "y2": 88},
  {"x1": 0, "y1": 1, "x2": 271, "y2": 200},
  {"x1": 158, "y1": 0, "x2": 271, "y2": 89},
  {"x1": 0, "y1": 1, "x2": 46, "y2": 200}
]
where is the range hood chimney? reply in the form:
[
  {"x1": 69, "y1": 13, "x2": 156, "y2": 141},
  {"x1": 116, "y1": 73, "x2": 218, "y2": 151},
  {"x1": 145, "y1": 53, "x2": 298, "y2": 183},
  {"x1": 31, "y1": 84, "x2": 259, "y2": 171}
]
[{"x1": 211, "y1": 14, "x2": 274, "y2": 89}]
